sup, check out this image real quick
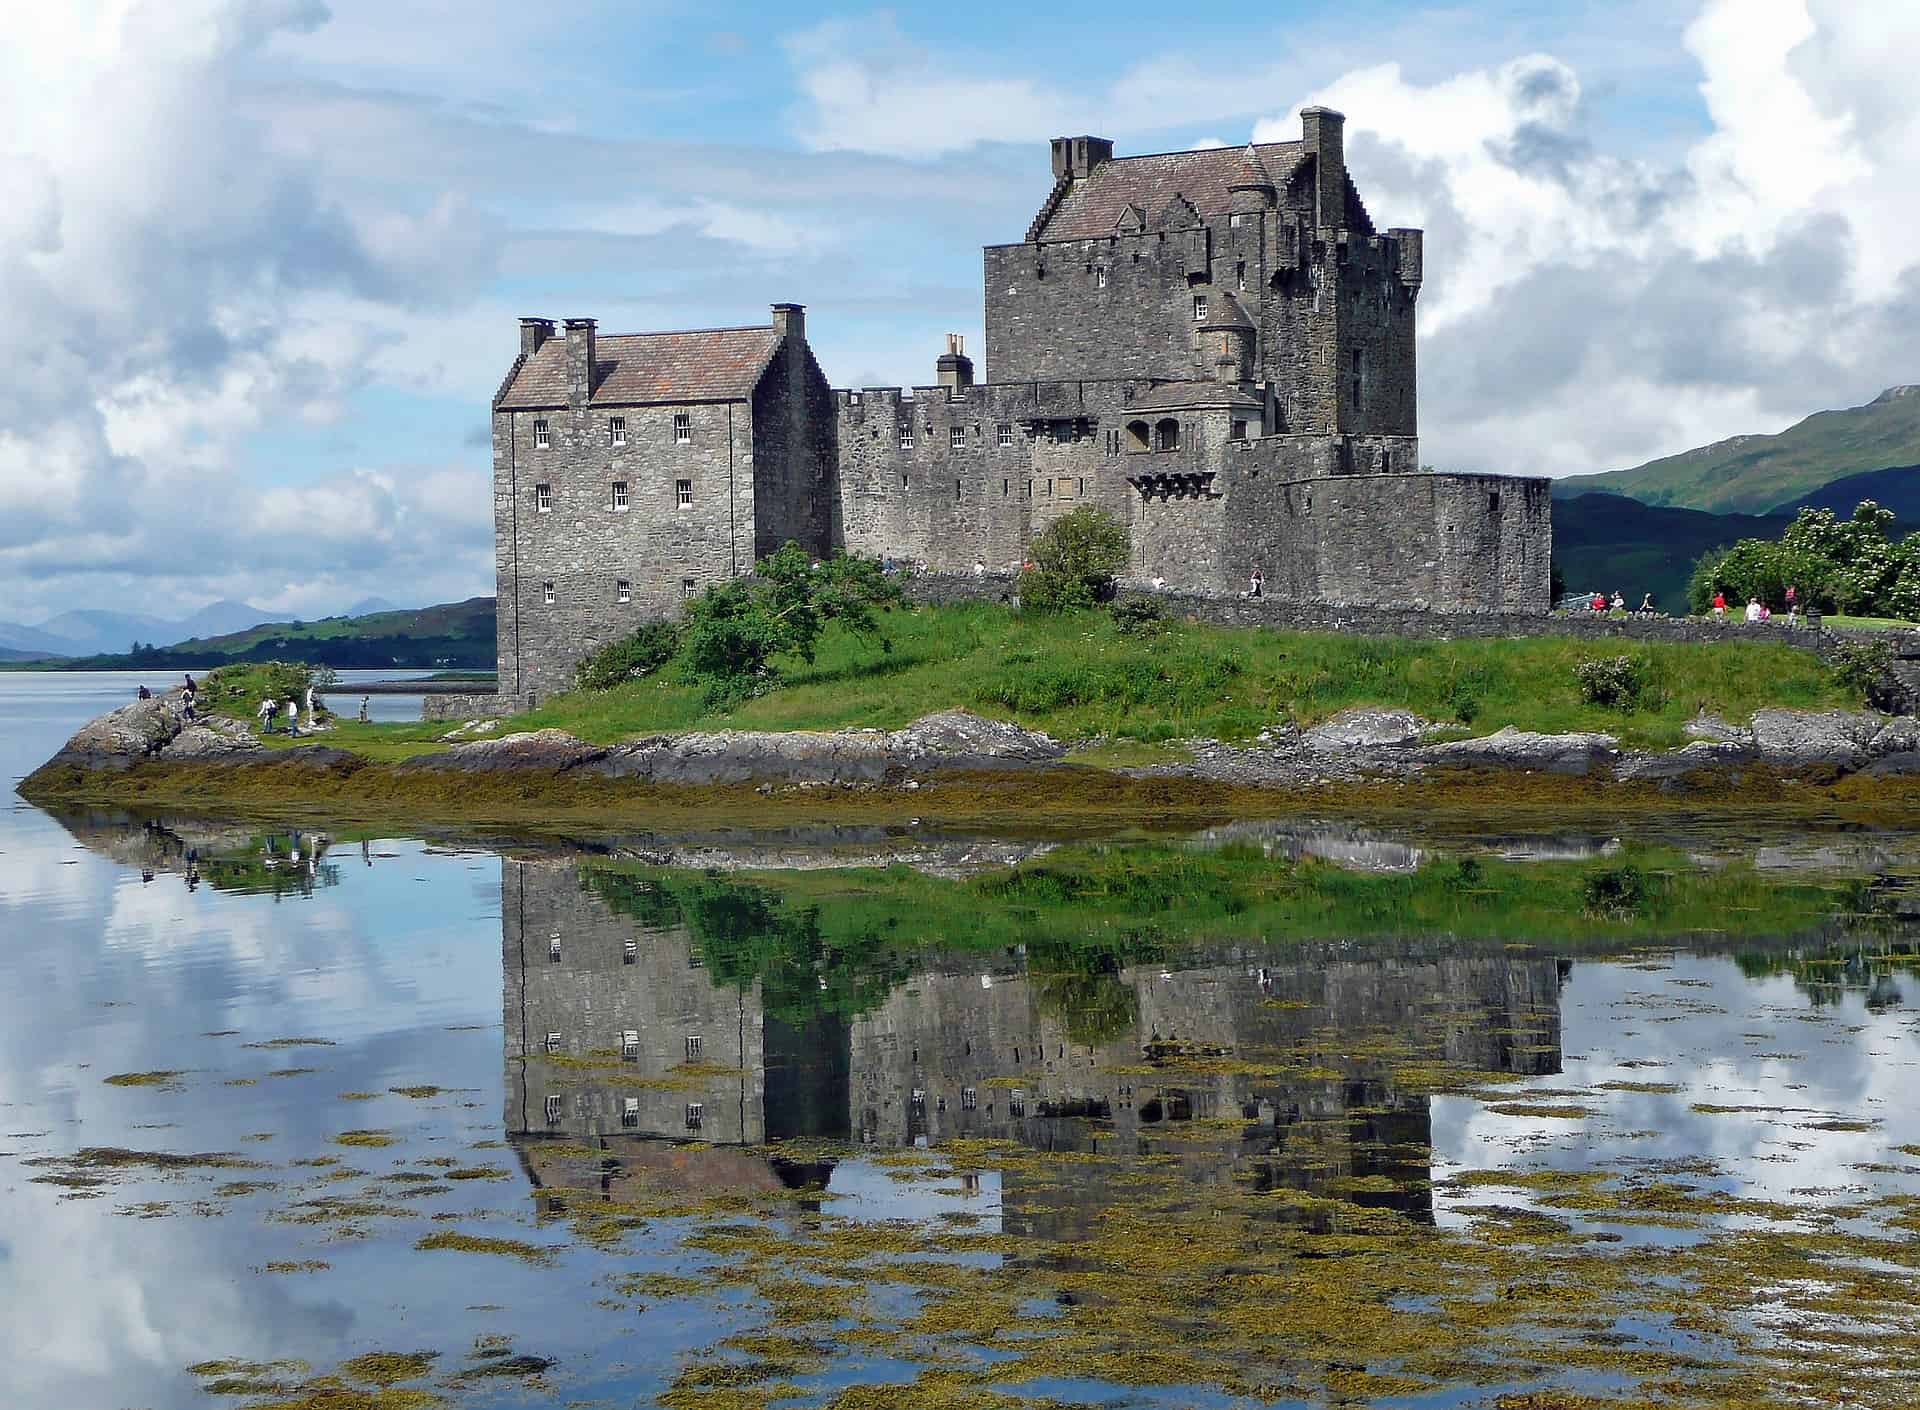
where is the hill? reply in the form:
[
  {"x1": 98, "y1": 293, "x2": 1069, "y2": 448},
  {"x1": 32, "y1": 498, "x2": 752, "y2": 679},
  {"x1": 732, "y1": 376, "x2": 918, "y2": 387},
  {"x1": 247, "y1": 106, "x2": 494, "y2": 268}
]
[
  {"x1": 7, "y1": 598, "x2": 496, "y2": 671},
  {"x1": 0, "y1": 599, "x2": 274, "y2": 658},
  {"x1": 1556, "y1": 385, "x2": 1920, "y2": 513},
  {"x1": 1552, "y1": 493, "x2": 1791, "y2": 612},
  {"x1": 1776, "y1": 464, "x2": 1920, "y2": 519}
]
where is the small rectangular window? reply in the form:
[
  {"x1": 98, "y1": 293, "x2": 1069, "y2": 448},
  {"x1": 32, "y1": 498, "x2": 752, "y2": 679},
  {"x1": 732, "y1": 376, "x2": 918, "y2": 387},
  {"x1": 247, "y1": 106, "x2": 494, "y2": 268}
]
[
  {"x1": 611, "y1": 480, "x2": 628, "y2": 511},
  {"x1": 1231, "y1": 419, "x2": 1248, "y2": 441},
  {"x1": 1003, "y1": 477, "x2": 1009, "y2": 497},
  {"x1": 1236, "y1": 261, "x2": 1246, "y2": 290},
  {"x1": 541, "y1": 581, "x2": 555, "y2": 606},
  {"x1": 535, "y1": 483, "x2": 552, "y2": 513},
  {"x1": 1489, "y1": 491, "x2": 1501, "y2": 512},
  {"x1": 962, "y1": 1087, "x2": 978, "y2": 1110},
  {"x1": 1043, "y1": 478, "x2": 1052, "y2": 497},
  {"x1": 955, "y1": 478, "x2": 962, "y2": 501},
  {"x1": 1094, "y1": 266, "x2": 1108, "y2": 288},
  {"x1": 681, "y1": 577, "x2": 696, "y2": 599},
  {"x1": 1352, "y1": 377, "x2": 1361, "y2": 405},
  {"x1": 685, "y1": 1034, "x2": 703, "y2": 1061},
  {"x1": 673, "y1": 411, "x2": 691, "y2": 444},
  {"x1": 621, "y1": 1098, "x2": 639, "y2": 1126},
  {"x1": 622, "y1": 1030, "x2": 640, "y2": 1058},
  {"x1": 609, "y1": 416, "x2": 626, "y2": 447},
  {"x1": 684, "y1": 1102, "x2": 704, "y2": 1130},
  {"x1": 533, "y1": 419, "x2": 550, "y2": 449},
  {"x1": 899, "y1": 424, "x2": 914, "y2": 449},
  {"x1": 548, "y1": 934, "x2": 561, "y2": 960},
  {"x1": 676, "y1": 478, "x2": 692, "y2": 508},
  {"x1": 1193, "y1": 295, "x2": 1208, "y2": 321},
  {"x1": 544, "y1": 1094, "x2": 562, "y2": 1124},
  {"x1": 544, "y1": 1032, "x2": 562, "y2": 1054},
  {"x1": 622, "y1": 938, "x2": 638, "y2": 963},
  {"x1": 997, "y1": 423, "x2": 1013, "y2": 448},
  {"x1": 1010, "y1": 1090, "x2": 1026, "y2": 1117},
  {"x1": 616, "y1": 579, "x2": 630, "y2": 604},
  {"x1": 949, "y1": 426, "x2": 964, "y2": 450}
]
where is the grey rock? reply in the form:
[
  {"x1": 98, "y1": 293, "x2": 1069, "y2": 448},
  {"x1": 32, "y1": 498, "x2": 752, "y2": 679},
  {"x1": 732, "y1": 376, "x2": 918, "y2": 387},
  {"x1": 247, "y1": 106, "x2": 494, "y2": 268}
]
[
  {"x1": 1416, "y1": 726, "x2": 1619, "y2": 776},
  {"x1": 1748, "y1": 709, "x2": 1883, "y2": 767},
  {"x1": 46, "y1": 693, "x2": 189, "y2": 770},
  {"x1": 888, "y1": 710, "x2": 1063, "y2": 767},
  {"x1": 1685, "y1": 711, "x2": 1751, "y2": 744},
  {"x1": 1614, "y1": 741, "x2": 1752, "y2": 783},
  {"x1": 1870, "y1": 716, "x2": 1920, "y2": 757},
  {"x1": 1858, "y1": 751, "x2": 1920, "y2": 778},
  {"x1": 1301, "y1": 707, "x2": 1431, "y2": 751},
  {"x1": 405, "y1": 728, "x2": 608, "y2": 774},
  {"x1": 162, "y1": 719, "x2": 263, "y2": 759}
]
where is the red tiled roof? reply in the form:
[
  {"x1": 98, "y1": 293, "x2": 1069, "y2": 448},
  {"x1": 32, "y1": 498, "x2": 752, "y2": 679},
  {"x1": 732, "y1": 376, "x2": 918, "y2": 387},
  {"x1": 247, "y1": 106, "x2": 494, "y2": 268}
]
[
  {"x1": 495, "y1": 326, "x2": 783, "y2": 409},
  {"x1": 1034, "y1": 141, "x2": 1305, "y2": 241}
]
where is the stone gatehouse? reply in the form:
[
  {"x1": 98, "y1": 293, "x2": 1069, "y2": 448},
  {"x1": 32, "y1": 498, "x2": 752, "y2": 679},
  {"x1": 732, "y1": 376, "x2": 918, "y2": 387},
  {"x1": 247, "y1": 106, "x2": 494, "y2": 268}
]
[{"x1": 489, "y1": 107, "x2": 1552, "y2": 698}]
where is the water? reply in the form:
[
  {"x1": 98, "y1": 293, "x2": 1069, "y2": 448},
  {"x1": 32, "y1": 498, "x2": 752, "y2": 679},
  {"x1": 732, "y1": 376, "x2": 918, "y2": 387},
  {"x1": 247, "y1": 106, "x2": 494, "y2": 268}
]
[{"x1": 5, "y1": 676, "x2": 1920, "y2": 1407}]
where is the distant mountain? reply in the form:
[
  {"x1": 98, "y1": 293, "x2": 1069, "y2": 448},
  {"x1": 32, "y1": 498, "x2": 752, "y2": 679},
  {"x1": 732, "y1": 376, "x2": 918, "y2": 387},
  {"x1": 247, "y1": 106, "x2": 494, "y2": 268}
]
[
  {"x1": 32, "y1": 608, "x2": 176, "y2": 657},
  {"x1": 0, "y1": 620, "x2": 75, "y2": 657},
  {"x1": 1552, "y1": 493, "x2": 1792, "y2": 613},
  {"x1": 0, "y1": 644, "x2": 53, "y2": 662},
  {"x1": 1774, "y1": 465, "x2": 1920, "y2": 520},
  {"x1": 344, "y1": 596, "x2": 400, "y2": 617},
  {"x1": 173, "y1": 599, "x2": 275, "y2": 641},
  {"x1": 29, "y1": 597, "x2": 498, "y2": 671},
  {"x1": 1556, "y1": 385, "x2": 1920, "y2": 514}
]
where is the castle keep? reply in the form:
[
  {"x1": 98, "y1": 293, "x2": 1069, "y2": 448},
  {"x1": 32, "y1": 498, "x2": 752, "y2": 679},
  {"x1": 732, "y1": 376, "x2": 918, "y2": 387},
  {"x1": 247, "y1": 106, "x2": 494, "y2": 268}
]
[{"x1": 490, "y1": 108, "x2": 1552, "y2": 697}]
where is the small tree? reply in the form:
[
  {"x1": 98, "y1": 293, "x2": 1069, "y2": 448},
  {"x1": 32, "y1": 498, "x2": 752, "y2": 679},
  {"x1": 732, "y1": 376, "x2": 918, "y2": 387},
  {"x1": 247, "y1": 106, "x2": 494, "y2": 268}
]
[
  {"x1": 679, "y1": 544, "x2": 901, "y2": 705},
  {"x1": 575, "y1": 620, "x2": 681, "y2": 691},
  {"x1": 1019, "y1": 507, "x2": 1130, "y2": 612}
]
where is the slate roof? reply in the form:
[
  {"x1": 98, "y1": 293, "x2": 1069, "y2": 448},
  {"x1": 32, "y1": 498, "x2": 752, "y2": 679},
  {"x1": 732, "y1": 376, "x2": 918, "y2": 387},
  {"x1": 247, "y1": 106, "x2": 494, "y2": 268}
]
[
  {"x1": 1033, "y1": 142, "x2": 1305, "y2": 241},
  {"x1": 1126, "y1": 381, "x2": 1265, "y2": 413},
  {"x1": 495, "y1": 326, "x2": 784, "y2": 409},
  {"x1": 1198, "y1": 292, "x2": 1256, "y2": 330}
]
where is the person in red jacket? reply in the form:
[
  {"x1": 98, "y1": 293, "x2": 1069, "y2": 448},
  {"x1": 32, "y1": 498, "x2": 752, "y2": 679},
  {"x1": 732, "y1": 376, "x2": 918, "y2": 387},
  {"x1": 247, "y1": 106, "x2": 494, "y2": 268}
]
[{"x1": 1712, "y1": 591, "x2": 1728, "y2": 620}]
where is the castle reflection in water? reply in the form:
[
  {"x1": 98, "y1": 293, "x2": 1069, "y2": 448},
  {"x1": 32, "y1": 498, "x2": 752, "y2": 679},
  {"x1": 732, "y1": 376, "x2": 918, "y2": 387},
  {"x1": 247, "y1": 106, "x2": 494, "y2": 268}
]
[{"x1": 502, "y1": 859, "x2": 1565, "y2": 1224}]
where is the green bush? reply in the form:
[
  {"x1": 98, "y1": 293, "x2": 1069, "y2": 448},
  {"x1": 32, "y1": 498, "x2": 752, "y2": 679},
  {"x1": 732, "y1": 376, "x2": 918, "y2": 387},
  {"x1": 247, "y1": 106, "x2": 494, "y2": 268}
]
[
  {"x1": 1110, "y1": 596, "x2": 1166, "y2": 637},
  {"x1": 575, "y1": 621, "x2": 680, "y2": 691},
  {"x1": 1584, "y1": 865, "x2": 1647, "y2": 917},
  {"x1": 1828, "y1": 637, "x2": 1894, "y2": 698},
  {"x1": 1574, "y1": 654, "x2": 1663, "y2": 711},
  {"x1": 1018, "y1": 507, "x2": 1130, "y2": 612}
]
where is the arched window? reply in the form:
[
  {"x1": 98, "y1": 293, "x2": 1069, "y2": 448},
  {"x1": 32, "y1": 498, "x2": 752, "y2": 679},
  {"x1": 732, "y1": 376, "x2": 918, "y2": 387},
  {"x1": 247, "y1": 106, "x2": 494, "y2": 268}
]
[
  {"x1": 1125, "y1": 419, "x2": 1151, "y2": 452},
  {"x1": 1154, "y1": 418, "x2": 1181, "y2": 452}
]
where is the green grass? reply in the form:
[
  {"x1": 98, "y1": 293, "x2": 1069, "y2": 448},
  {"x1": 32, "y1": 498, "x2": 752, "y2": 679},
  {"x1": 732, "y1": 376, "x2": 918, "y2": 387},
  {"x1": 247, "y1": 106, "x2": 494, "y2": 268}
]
[
  {"x1": 493, "y1": 602, "x2": 1855, "y2": 751},
  {"x1": 1825, "y1": 614, "x2": 1920, "y2": 631}
]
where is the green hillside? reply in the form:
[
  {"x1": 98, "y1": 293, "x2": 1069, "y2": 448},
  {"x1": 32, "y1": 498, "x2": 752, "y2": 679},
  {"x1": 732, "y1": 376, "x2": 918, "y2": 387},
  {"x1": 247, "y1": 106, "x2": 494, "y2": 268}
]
[
  {"x1": 1552, "y1": 493, "x2": 1791, "y2": 612},
  {"x1": 5, "y1": 597, "x2": 496, "y2": 671},
  {"x1": 1556, "y1": 385, "x2": 1920, "y2": 513}
]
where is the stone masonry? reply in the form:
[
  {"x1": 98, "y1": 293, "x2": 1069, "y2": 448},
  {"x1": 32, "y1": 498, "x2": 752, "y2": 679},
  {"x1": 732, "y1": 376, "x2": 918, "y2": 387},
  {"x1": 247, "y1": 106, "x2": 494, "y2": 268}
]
[{"x1": 490, "y1": 108, "x2": 1552, "y2": 699}]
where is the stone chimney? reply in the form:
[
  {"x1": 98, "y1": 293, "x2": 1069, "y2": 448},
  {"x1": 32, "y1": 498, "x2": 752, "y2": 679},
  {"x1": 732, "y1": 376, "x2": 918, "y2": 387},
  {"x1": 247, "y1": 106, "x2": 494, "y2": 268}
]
[
  {"x1": 519, "y1": 317, "x2": 555, "y2": 356},
  {"x1": 1049, "y1": 135, "x2": 1115, "y2": 180},
  {"x1": 936, "y1": 333, "x2": 974, "y2": 393},
  {"x1": 771, "y1": 302, "x2": 806, "y2": 342},
  {"x1": 563, "y1": 318, "x2": 596, "y2": 406},
  {"x1": 1300, "y1": 106, "x2": 1346, "y2": 230}
]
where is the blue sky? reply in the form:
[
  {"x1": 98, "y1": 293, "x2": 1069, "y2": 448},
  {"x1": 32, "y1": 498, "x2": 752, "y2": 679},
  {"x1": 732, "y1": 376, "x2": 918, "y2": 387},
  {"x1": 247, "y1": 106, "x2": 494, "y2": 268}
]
[{"x1": 2, "y1": 0, "x2": 1917, "y2": 622}]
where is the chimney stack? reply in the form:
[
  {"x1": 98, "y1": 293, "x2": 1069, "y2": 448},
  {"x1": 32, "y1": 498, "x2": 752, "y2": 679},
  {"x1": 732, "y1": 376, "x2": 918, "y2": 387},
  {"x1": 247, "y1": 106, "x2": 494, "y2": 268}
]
[
  {"x1": 936, "y1": 332, "x2": 974, "y2": 393},
  {"x1": 519, "y1": 317, "x2": 555, "y2": 356},
  {"x1": 563, "y1": 317, "x2": 596, "y2": 407},
  {"x1": 771, "y1": 302, "x2": 806, "y2": 342},
  {"x1": 1300, "y1": 106, "x2": 1346, "y2": 230},
  {"x1": 1049, "y1": 135, "x2": 1115, "y2": 180}
]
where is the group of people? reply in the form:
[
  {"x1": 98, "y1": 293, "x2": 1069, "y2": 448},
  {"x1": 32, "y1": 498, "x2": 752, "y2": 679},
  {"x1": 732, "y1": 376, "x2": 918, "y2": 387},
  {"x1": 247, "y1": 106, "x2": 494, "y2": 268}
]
[
  {"x1": 1709, "y1": 584, "x2": 1803, "y2": 626},
  {"x1": 255, "y1": 684, "x2": 322, "y2": 736},
  {"x1": 133, "y1": 673, "x2": 199, "y2": 720},
  {"x1": 1584, "y1": 591, "x2": 1659, "y2": 616}
]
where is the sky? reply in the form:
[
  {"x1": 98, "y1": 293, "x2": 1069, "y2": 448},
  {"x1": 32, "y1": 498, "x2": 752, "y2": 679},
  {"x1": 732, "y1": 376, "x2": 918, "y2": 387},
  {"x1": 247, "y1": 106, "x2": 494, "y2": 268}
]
[{"x1": 2, "y1": 0, "x2": 1918, "y2": 622}]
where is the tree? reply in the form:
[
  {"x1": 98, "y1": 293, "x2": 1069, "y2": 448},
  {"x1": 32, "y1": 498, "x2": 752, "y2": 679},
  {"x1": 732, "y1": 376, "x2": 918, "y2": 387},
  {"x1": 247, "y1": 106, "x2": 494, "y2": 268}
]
[
  {"x1": 1018, "y1": 506, "x2": 1130, "y2": 612},
  {"x1": 1690, "y1": 499, "x2": 1920, "y2": 620},
  {"x1": 678, "y1": 543, "x2": 900, "y2": 704}
]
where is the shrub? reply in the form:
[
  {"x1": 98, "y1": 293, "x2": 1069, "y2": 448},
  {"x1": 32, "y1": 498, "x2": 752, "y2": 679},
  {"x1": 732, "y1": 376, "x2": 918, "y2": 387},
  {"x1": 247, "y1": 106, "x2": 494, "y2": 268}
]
[
  {"x1": 1574, "y1": 654, "x2": 1662, "y2": 710},
  {"x1": 1828, "y1": 637, "x2": 1894, "y2": 698},
  {"x1": 575, "y1": 621, "x2": 680, "y2": 691},
  {"x1": 202, "y1": 661, "x2": 323, "y2": 719},
  {"x1": 1584, "y1": 865, "x2": 1647, "y2": 917},
  {"x1": 1110, "y1": 596, "x2": 1166, "y2": 637},
  {"x1": 1018, "y1": 507, "x2": 1130, "y2": 612}
]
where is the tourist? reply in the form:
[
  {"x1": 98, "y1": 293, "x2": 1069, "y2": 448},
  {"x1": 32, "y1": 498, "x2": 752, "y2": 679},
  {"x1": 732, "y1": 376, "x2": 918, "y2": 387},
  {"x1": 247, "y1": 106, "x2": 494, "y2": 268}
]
[
  {"x1": 1745, "y1": 597, "x2": 1764, "y2": 623},
  {"x1": 286, "y1": 695, "x2": 301, "y2": 738},
  {"x1": 137, "y1": 684, "x2": 151, "y2": 700},
  {"x1": 183, "y1": 673, "x2": 196, "y2": 695},
  {"x1": 1150, "y1": 575, "x2": 1167, "y2": 590},
  {"x1": 256, "y1": 697, "x2": 276, "y2": 734},
  {"x1": 1712, "y1": 591, "x2": 1728, "y2": 620},
  {"x1": 1639, "y1": 592, "x2": 1656, "y2": 615},
  {"x1": 1787, "y1": 599, "x2": 1799, "y2": 628},
  {"x1": 304, "y1": 684, "x2": 316, "y2": 720},
  {"x1": 1250, "y1": 569, "x2": 1264, "y2": 598},
  {"x1": 1610, "y1": 591, "x2": 1625, "y2": 614},
  {"x1": 358, "y1": 695, "x2": 370, "y2": 723},
  {"x1": 973, "y1": 558, "x2": 986, "y2": 577},
  {"x1": 882, "y1": 554, "x2": 894, "y2": 574}
]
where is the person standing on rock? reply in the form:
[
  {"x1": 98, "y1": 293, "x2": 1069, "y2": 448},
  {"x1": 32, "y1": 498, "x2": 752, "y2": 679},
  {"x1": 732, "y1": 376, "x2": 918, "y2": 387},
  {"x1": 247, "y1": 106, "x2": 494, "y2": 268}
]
[
  {"x1": 1639, "y1": 593, "x2": 1656, "y2": 615},
  {"x1": 358, "y1": 695, "x2": 370, "y2": 723},
  {"x1": 286, "y1": 695, "x2": 301, "y2": 738},
  {"x1": 256, "y1": 697, "x2": 276, "y2": 734}
]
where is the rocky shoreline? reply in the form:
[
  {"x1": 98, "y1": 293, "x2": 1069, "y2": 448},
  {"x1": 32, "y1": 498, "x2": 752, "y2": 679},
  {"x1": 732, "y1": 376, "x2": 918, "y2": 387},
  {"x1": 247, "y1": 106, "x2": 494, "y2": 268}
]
[{"x1": 23, "y1": 691, "x2": 1920, "y2": 815}]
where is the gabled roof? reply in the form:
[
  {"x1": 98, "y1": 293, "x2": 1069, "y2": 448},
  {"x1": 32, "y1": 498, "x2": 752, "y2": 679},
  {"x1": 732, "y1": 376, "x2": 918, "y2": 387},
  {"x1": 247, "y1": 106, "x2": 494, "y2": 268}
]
[
  {"x1": 1125, "y1": 381, "x2": 1265, "y2": 413},
  {"x1": 1033, "y1": 141, "x2": 1306, "y2": 242},
  {"x1": 495, "y1": 326, "x2": 785, "y2": 409}
]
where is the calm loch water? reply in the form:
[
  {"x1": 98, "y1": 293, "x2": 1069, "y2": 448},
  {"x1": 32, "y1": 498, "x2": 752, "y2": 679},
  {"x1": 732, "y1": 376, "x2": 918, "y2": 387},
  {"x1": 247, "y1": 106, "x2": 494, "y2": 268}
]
[{"x1": 5, "y1": 674, "x2": 1920, "y2": 1408}]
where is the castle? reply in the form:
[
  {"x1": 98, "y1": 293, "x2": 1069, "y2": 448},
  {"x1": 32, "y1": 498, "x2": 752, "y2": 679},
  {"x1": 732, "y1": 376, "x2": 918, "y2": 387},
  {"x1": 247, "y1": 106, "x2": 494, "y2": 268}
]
[{"x1": 490, "y1": 108, "x2": 1552, "y2": 699}]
